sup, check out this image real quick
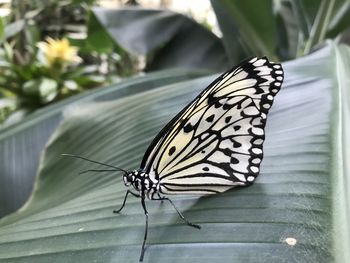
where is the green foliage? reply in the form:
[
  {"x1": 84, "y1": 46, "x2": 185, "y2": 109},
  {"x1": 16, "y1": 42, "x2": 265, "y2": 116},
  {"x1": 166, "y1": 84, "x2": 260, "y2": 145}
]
[
  {"x1": 211, "y1": 0, "x2": 350, "y2": 60},
  {"x1": 91, "y1": 7, "x2": 228, "y2": 72},
  {"x1": 212, "y1": 0, "x2": 278, "y2": 61},
  {"x1": 0, "y1": 44, "x2": 349, "y2": 262},
  {"x1": 210, "y1": 0, "x2": 350, "y2": 60},
  {"x1": 1, "y1": 1, "x2": 349, "y2": 124},
  {"x1": 0, "y1": 38, "x2": 105, "y2": 124},
  {"x1": 0, "y1": 68, "x2": 208, "y2": 218},
  {"x1": 92, "y1": 1, "x2": 350, "y2": 69},
  {"x1": 0, "y1": 2, "x2": 349, "y2": 262},
  {"x1": 0, "y1": 0, "x2": 137, "y2": 125}
]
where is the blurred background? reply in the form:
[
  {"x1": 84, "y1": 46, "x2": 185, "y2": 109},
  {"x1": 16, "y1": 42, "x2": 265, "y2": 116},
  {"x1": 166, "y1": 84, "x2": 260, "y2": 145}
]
[
  {"x1": 0, "y1": 0, "x2": 349, "y2": 127},
  {"x1": 0, "y1": 0, "x2": 218, "y2": 126},
  {"x1": 0, "y1": 2, "x2": 349, "y2": 263},
  {"x1": 0, "y1": 0, "x2": 349, "y2": 217}
]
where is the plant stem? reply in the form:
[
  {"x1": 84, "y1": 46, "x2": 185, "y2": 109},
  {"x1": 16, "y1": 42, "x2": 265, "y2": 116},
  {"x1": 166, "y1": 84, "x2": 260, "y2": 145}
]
[{"x1": 303, "y1": 0, "x2": 336, "y2": 55}]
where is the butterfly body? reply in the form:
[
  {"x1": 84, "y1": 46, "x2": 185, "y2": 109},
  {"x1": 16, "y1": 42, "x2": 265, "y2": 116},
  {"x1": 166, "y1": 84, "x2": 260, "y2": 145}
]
[
  {"x1": 123, "y1": 170, "x2": 160, "y2": 200},
  {"x1": 123, "y1": 167, "x2": 247, "y2": 201}
]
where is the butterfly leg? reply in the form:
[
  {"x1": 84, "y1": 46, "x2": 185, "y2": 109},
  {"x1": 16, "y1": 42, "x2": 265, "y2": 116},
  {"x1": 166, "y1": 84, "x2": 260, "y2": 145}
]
[
  {"x1": 155, "y1": 197, "x2": 201, "y2": 229},
  {"x1": 157, "y1": 193, "x2": 164, "y2": 203},
  {"x1": 139, "y1": 197, "x2": 148, "y2": 262},
  {"x1": 113, "y1": 190, "x2": 140, "y2": 213}
]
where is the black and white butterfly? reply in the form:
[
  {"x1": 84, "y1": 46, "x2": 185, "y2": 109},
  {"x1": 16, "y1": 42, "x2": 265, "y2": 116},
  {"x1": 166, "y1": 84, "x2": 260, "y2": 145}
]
[{"x1": 64, "y1": 57, "x2": 283, "y2": 261}]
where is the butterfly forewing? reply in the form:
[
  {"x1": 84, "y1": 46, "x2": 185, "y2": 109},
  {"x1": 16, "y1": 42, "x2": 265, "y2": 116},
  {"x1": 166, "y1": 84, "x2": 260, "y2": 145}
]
[{"x1": 141, "y1": 57, "x2": 283, "y2": 195}]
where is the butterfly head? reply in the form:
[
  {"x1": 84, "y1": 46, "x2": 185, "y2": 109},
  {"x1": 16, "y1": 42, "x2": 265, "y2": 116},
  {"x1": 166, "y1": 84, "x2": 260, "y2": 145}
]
[
  {"x1": 122, "y1": 170, "x2": 156, "y2": 194},
  {"x1": 122, "y1": 171, "x2": 136, "y2": 187},
  {"x1": 123, "y1": 170, "x2": 144, "y2": 187}
]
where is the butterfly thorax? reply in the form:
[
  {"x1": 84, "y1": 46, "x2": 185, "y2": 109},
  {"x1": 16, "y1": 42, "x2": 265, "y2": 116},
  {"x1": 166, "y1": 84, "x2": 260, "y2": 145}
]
[{"x1": 123, "y1": 170, "x2": 160, "y2": 199}]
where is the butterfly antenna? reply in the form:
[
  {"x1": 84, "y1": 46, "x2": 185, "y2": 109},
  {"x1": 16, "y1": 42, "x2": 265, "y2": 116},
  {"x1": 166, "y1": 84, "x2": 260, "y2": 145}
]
[
  {"x1": 79, "y1": 169, "x2": 118, "y2": 174},
  {"x1": 61, "y1": 154, "x2": 127, "y2": 173}
]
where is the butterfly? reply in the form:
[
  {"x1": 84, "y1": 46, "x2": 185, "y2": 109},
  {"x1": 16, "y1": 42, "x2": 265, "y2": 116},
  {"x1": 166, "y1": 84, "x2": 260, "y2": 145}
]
[{"x1": 64, "y1": 56, "x2": 284, "y2": 262}]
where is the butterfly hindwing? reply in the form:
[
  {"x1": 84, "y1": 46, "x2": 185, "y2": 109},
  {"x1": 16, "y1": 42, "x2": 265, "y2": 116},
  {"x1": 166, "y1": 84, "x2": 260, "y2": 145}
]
[{"x1": 141, "y1": 57, "x2": 283, "y2": 195}]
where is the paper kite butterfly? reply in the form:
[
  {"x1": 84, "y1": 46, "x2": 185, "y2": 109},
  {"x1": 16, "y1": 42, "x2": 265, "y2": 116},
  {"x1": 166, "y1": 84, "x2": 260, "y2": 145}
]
[{"x1": 64, "y1": 56, "x2": 284, "y2": 261}]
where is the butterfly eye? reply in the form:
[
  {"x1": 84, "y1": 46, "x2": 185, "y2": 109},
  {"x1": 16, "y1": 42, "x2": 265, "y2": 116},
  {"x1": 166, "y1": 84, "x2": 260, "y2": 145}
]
[{"x1": 123, "y1": 174, "x2": 132, "y2": 186}]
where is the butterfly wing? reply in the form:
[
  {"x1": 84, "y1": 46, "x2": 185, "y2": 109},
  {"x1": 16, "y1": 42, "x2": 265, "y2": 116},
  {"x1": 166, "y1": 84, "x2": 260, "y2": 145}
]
[{"x1": 140, "y1": 57, "x2": 283, "y2": 195}]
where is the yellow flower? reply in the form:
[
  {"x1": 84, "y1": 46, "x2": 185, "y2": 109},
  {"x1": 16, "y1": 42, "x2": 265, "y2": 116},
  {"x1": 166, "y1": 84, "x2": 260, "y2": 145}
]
[{"x1": 37, "y1": 37, "x2": 81, "y2": 67}]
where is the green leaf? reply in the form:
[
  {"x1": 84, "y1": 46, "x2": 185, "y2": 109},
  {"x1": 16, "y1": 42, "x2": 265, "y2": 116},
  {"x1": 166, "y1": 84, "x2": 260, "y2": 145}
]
[
  {"x1": 209, "y1": 0, "x2": 247, "y2": 64},
  {"x1": 299, "y1": 0, "x2": 320, "y2": 26},
  {"x1": 92, "y1": 7, "x2": 229, "y2": 71},
  {"x1": 303, "y1": 0, "x2": 336, "y2": 54},
  {"x1": 3, "y1": 42, "x2": 14, "y2": 62},
  {"x1": 72, "y1": 0, "x2": 97, "y2": 5},
  {"x1": 23, "y1": 78, "x2": 58, "y2": 104},
  {"x1": 290, "y1": 0, "x2": 311, "y2": 40},
  {"x1": 0, "y1": 69, "x2": 208, "y2": 218},
  {"x1": 300, "y1": 0, "x2": 350, "y2": 39},
  {"x1": 0, "y1": 43, "x2": 348, "y2": 262},
  {"x1": 0, "y1": 97, "x2": 16, "y2": 123},
  {"x1": 25, "y1": 23, "x2": 41, "y2": 48},
  {"x1": 211, "y1": 0, "x2": 278, "y2": 61},
  {"x1": 4, "y1": 20, "x2": 25, "y2": 39},
  {"x1": 332, "y1": 44, "x2": 350, "y2": 263},
  {"x1": 327, "y1": 1, "x2": 350, "y2": 39},
  {"x1": 274, "y1": 8, "x2": 290, "y2": 60},
  {"x1": 85, "y1": 11, "x2": 116, "y2": 54},
  {"x1": 0, "y1": 17, "x2": 4, "y2": 43}
]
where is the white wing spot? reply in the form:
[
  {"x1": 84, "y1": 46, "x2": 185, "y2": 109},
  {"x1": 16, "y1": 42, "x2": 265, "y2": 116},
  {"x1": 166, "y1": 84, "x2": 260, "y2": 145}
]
[
  {"x1": 201, "y1": 133, "x2": 210, "y2": 140},
  {"x1": 253, "y1": 139, "x2": 263, "y2": 145},
  {"x1": 275, "y1": 70, "x2": 283, "y2": 74},
  {"x1": 252, "y1": 128, "x2": 264, "y2": 135},
  {"x1": 247, "y1": 176, "x2": 255, "y2": 182},
  {"x1": 273, "y1": 64, "x2": 281, "y2": 69},
  {"x1": 275, "y1": 82, "x2": 281, "y2": 87},
  {"x1": 263, "y1": 103, "x2": 271, "y2": 109},
  {"x1": 251, "y1": 166, "x2": 259, "y2": 173},
  {"x1": 277, "y1": 76, "x2": 283, "y2": 81},
  {"x1": 233, "y1": 172, "x2": 247, "y2": 182},
  {"x1": 249, "y1": 57, "x2": 258, "y2": 63},
  {"x1": 252, "y1": 117, "x2": 261, "y2": 126},
  {"x1": 252, "y1": 158, "x2": 261, "y2": 164},
  {"x1": 243, "y1": 107, "x2": 259, "y2": 116},
  {"x1": 267, "y1": 95, "x2": 273, "y2": 100},
  {"x1": 252, "y1": 148, "x2": 262, "y2": 154},
  {"x1": 253, "y1": 59, "x2": 266, "y2": 67}
]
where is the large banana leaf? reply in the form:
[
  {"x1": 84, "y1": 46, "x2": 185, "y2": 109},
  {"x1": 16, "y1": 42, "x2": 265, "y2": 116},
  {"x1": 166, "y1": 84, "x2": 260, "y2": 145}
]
[
  {"x1": 0, "y1": 69, "x2": 207, "y2": 218},
  {"x1": 211, "y1": 0, "x2": 277, "y2": 61},
  {"x1": 91, "y1": 7, "x2": 229, "y2": 71},
  {"x1": 0, "y1": 44, "x2": 349, "y2": 262}
]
